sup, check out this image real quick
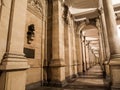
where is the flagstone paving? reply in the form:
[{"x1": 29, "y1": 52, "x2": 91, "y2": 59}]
[{"x1": 28, "y1": 65, "x2": 110, "y2": 90}]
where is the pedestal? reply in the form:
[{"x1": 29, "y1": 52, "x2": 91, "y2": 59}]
[{"x1": 109, "y1": 58, "x2": 120, "y2": 90}]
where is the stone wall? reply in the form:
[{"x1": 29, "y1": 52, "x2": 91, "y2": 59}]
[{"x1": 25, "y1": 0, "x2": 46, "y2": 88}]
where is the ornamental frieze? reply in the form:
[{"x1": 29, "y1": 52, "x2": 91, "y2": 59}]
[{"x1": 27, "y1": 0, "x2": 43, "y2": 16}]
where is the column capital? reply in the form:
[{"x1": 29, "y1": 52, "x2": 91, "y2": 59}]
[
  {"x1": 76, "y1": 21, "x2": 86, "y2": 35},
  {"x1": 98, "y1": 7, "x2": 104, "y2": 15}
]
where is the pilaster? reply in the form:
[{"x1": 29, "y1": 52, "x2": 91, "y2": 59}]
[
  {"x1": 0, "y1": 0, "x2": 12, "y2": 63},
  {"x1": 81, "y1": 36, "x2": 87, "y2": 72},
  {"x1": 75, "y1": 34, "x2": 83, "y2": 75},
  {"x1": 85, "y1": 42, "x2": 90, "y2": 69},
  {"x1": 0, "y1": 0, "x2": 29, "y2": 90},
  {"x1": 98, "y1": 2, "x2": 111, "y2": 78},
  {"x1": 49, "y1": 0, "x2": 66, "y2": 87},
  {"x1": 64, "y1": 22, "x2": 73, "y2": 81},
  {"x1": 72, "y1": 25, "x2": 78, "y2": 78}
]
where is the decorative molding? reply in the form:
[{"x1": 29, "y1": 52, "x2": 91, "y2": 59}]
[
  {"x1": 27, "y1": 0, "x2": 43, "y2": 18},
  {"x1": 96, "y1": 18, "x2": 101, "y2": 30},
  {"x1": 76, "y1": 21, "x2": 86, "y2": 35},
  {"x1": 0, "y1": 0, "x2": 4, "y2": 18},
  {"x1": 97, "y1": 7, "x2": 104, "y2": 15},
  {"x1": 0, "y1": 0, "x2": 4, "y2": 7},
  {"x1": 62, "y1": 4, "x2": 69, "y2": 24},
  {"x1": 89, "y1": 18, "x2": 97, "y2": 26}
]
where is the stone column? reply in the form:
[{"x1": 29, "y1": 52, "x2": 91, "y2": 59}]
[
  {"x1": 99, "y1": 0, "x2": 111, "y2": 78},
  {"x1": 81, "y1": 35, "x2": 87, "y2": 72},
  {"x1": 99, "y1": 33, "x2": 104, "y2": 62},
  {"x1": 99, "y1": 9, "x2": 110, "y2": 60},
  {"x1": 75, "y1": 34, "x2": 83, "y2": 75},
  {"x1": 100, "y1": 13, "x2": 111, "y2": 78},
  {"x1": 103, "y1": 0, "x2": 120, "y2": 89},
  {"x1": 75, "y1": 21, "x2": 86, "y2": 74},
  {"x1": 103, "y1": 0, "x2": 120, "y2": 55},
  {"x1": 85, "y1": 42, "x2": 90, "y2": 69},
  {"x1": 0, "y1": 0, "x2": 29, "y2": 90},
  {"x1": 49, "y1": 0, "x2": 66, "y2": 87},
  {"x1": 72, "y1": 27, "x2": 78, "y2": 78},
  {"x1": 88, "y1": 47, "x2": 92, "y2": 67},
  {"x1": 96, "y1": 19, "x2": 106, "y2": 69},
  {"x1": 64, "y1": 22, "x2": 73, "y2": 81}
]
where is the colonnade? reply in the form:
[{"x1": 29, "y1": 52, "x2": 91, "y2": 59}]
[{"x1": 0, "y1": 0, "x2": 120, "y2": 90}]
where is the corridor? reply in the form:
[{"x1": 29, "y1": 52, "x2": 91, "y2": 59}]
[
  {"x1": 64, "y1": 64, "x2": 109, "y2": 90},
  {"x1": 29, "y1": 64, "x2": 109, "y2": 90}
]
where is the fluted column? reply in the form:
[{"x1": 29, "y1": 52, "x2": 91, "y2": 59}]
[
  {"x1": 49, "y1": 0, "x2": 66, "y2": 87},
  {"x1": 103, "y1": 0, "x2": 120, "y2": 89},
  {"x1": 0, "y1": 0, "x2": 29, "y2": 90}
]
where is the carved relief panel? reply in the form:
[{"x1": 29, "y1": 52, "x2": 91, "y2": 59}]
[{"x1": 27, "y1": 0, "x2": 43, "y2": 17}]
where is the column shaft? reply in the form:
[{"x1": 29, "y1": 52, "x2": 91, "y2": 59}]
[
  {"x1": 75, "y1": 34, "x2": 83, "y2": 74},
  {"x1": 64, "y1": 22, "x2": 72, "y2": 81},
  {"x1": 49, "y1": 0, "x2": 66, "y2": 87},
  {"x1": 103, "y1": 0, "x2": 120, "y2": 55},
  {"x1": 103, "y1": 0, "x2": 120, "y2": 89},
  {"x1": 0, "y1": 0, "x2": 29, "y2": 90}
]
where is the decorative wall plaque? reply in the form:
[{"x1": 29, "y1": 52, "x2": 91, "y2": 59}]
[{"x1": 24, "y1": 48, "x2": 35, "y2": 58}]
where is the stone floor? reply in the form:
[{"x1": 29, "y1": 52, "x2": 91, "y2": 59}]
[{"x1": 29, "y1": 65, "x2": 110, "y2": 90}]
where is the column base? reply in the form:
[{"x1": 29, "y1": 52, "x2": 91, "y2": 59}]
[
  {"x1": 0, "y1": 70, "x2": 27, "y2": 90},
  {"x1": 72, "y1": 74, "x2": 78, "y2": 78},
  {"x1": 48, "y1": 80, "x2": 67, "y2": 87},
  {"x1": 77, "y1": 72, "x2": 83, "y2": 76},
  {"x1": 109, "y1": 58, "x2": 120, "y2": 90},
  {"x1": 103, "y1": 60, "x2": 110, "y2": 78},
  {"x1": 111, "y1": 85, "x2": 120, "y2": 90},
  {"x1": 65, "y1": 75, "x2": 72, "y2": 82},
  {"x1": 26, "y1": 81, "x2": 44, "y2": 90},
  {"x1": 0, "y1": 56, "x2": 29, "y2": 90},
  {"x1": 49, "y1": 59, "x2": 67, "y2": 87}
]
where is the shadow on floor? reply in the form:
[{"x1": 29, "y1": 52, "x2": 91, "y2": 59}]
[{"x1": 27, "y1": 65, "x2": 110, "y2": 90}]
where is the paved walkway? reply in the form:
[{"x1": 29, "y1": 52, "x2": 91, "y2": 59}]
[
  {"x1": 64, "y1": 65, "x2": 109, "y2": 90},
  {"x1": 29, "y1": 64, "x2": 109, "y2": 90}
]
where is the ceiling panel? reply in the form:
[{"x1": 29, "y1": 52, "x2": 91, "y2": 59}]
[{"x1": 68, "y1": 0, "x2": 98, "y2": 8}]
